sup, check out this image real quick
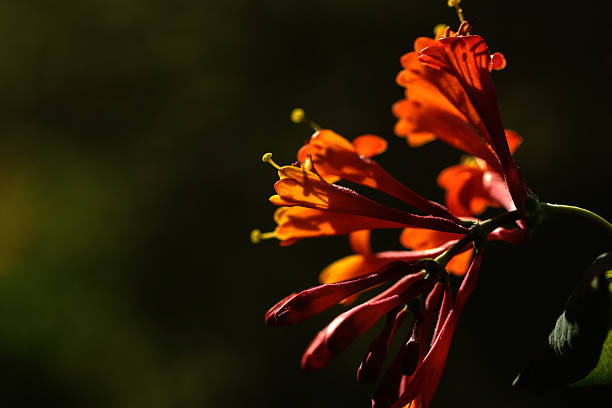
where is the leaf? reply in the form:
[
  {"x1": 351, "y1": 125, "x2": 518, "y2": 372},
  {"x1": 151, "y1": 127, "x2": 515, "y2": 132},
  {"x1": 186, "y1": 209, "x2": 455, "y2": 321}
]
[
  {"x1": 572, "y1": 269, "x2": 612, "y2": 386},
  {"x1": 513, "y1": 251, "x2": 612, "y2": 393}
]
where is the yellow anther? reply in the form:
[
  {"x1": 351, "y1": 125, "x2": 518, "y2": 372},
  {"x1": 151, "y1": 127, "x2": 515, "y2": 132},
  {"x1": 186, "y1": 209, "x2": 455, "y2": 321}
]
[
  {"x1": 303, "y1": 155, "x2": 313, "y2": 172},
  {"x1": 460, "y1": 155, "x2": 478, "y2": 167},
  {"x1": 290, "y1": 108, "x2": 305, "y2": 124},
  {"x1": 289, "y1": 107, "x2": 321, "y2": 131},
  {"x1": 262, "y1": 152, "x2": 281, "y2": 170},
  {"x1": 434, "y1": 24, "x2": 449, "y2": 37},
  {"x1": 250, "y1": 229, "x2": 277, "y2": 244},
  {"x1": 447, "y1": 0, "x2": 465, "y2": 23}
]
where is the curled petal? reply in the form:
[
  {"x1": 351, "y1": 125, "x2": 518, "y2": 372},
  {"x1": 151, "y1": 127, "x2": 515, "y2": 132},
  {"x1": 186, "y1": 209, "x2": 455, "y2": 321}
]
[
  {"x1": 490, "y1": 52, "x2": 507, "y2": 71},
  {"x1": 352, "y1": 134, "x2": 388, "y2": 157},
  {"x1": 437, "y1": 164, "x2": 501, "y2": 217}
]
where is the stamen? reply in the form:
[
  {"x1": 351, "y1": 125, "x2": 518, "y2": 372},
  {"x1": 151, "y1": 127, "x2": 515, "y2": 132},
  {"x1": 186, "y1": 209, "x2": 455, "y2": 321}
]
[
  {"x1": 262, "y1": 152, "x2": 281, "y2": 170},
  {"x1": 433, "y1": 24, "x2": 449, "y2": 38},
  {"x1": 447, "y1": 0, "x2": 465, "y2": 23},
  {"x1": 460, "y1": 155, "x2": 478, "y2": 167},
  {"x1": 303, "y1": 155, "x2": 313, "y2": 172},
  {"x1": 290, "y1": 107, "x2": 321, "y2": 131},
  {"x1": 250, "y1": 228, "x2": 277, "y2": 244}
]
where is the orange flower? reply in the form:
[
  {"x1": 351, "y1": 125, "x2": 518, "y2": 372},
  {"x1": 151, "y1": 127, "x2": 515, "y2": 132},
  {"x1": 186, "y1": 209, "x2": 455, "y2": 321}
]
[
  {"x1": 438, "y1": 130, "x2": 523, "y2": 217},
  {"x1": 393, "y1": 25, "x2": 527, "y2": 215},
  {"x1": 256, "y1": 12, "x2": 532, "y2": 408},
  {"x1": 267, "y1": 154, "x2": 467, "y2": 234},
  {"x1": 297, "y1": 130, "x2": 458, "y2": 220}
]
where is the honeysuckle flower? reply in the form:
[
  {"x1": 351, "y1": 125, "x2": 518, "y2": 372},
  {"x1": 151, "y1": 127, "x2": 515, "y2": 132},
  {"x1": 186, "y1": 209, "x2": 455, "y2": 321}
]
[
  {"x1": 437, "y1": 130, "x2": 522, "y2": 217},
  {"x1": 266, "y1": 154, "x2": 467, "y2": 234},
  {"x1": 249, "y1": 1, "x2": 612, "y2": 405},
  {"x1": 393, "y1": 22, "x2": 527, "y2": 215},
  {"x1": 296, "y1": 129, "x2": 457, "y2": 220}
]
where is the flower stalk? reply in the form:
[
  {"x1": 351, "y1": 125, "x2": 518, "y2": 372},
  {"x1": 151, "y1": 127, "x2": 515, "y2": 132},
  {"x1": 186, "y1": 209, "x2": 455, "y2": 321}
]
[{"x1": 540, "y1": 203, "x2": 612, "y2": 237}]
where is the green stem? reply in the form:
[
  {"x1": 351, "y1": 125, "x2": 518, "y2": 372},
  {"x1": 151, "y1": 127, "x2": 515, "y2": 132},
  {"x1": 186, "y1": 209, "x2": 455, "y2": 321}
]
[
  {"x1": 435, "y1": 210, "x2": 521, "y2": 267},
  {"x1": 540, "y1": 203, "x2": 612, "y2": 237}
]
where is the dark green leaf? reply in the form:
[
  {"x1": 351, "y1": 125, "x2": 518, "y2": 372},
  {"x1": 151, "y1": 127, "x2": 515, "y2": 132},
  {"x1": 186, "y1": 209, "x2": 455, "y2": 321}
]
[{"x1": 513, "y1": 251, "x2": 611, "y2": 393}]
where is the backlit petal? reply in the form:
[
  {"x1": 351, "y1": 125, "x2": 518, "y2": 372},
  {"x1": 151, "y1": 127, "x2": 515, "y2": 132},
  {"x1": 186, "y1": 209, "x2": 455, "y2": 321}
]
[
  {"x1": 298, "y1": 130, "x2": 457, "y2": 220},
  {"x1": 274, "y1": 166, "x2": 467, "y2": 233},
  {"x1": 274, "y1": 206, "x2": 407, "y2": 243},
  {"x1": 352, "y1": 134, "x2": 388, "y2": 157},
  {"x1": 420, "y1": 35, "x2": 526, "y2": 214}
]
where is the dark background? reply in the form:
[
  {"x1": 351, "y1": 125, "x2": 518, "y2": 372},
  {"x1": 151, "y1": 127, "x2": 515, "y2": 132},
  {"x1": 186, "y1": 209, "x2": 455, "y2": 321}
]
[{"x1": 0, "y1": 0, "x2": 610, "y2": 406}]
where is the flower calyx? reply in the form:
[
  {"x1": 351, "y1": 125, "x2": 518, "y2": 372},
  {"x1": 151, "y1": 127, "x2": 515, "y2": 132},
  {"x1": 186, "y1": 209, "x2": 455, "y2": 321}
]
[
  {"x1": 416, "y1": 258, "x2": 449, "y2": 280},
  {"x1": 524, "y1": 193, "x2": 543, "y2": 234}
]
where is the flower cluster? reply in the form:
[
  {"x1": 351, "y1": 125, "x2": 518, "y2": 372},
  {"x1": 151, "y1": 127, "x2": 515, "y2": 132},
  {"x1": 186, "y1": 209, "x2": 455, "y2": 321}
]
[{"x1": 253, "y1": 12, "x2": 535, "y2": 408}]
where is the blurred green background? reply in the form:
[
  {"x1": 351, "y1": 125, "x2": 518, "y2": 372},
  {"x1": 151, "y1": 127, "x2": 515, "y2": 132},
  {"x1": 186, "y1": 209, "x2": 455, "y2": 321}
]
[{"x1": 0, "y1": 0, "x2": 610, "y2": 406}]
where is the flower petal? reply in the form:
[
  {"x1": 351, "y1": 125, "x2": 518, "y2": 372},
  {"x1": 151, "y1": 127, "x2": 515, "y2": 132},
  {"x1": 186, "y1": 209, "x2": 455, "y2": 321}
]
[
  {"x1": 352, "y1": 134, "x2": 388, "y2": 157},
  {"x1": 298, "y1": 130, "x2": 457, "y2": 220},
  {"x1": 301, "y1": 329, "x2": 334, "y2": 370},
  {"x1": 273, "y1": 206, "x2": 408, "y2": 244},
  {"x1": 393, "y1": 52, "x2": 500, "y2": 168},
  {"x1": 274, "y1": 166, "x2": 467, "y2": 234},
  {"x1": 357, "y1": 307, "x2": 408, "y2": 384},
  {"x1": 320, "y1": 242, "x2": 457, "y2": 284},
  {"x1": 420, "y1": 35, "x2": 526, "y2": 214},
  {"x1": 437, "y1": 164, "x2": 502, "y2": 217},
  {"x1": 349, "y1": 230, "x2": 372, "y2": 255},
  {"x1": 325, "y1": 270, "x2": 434, "y2": 354},
  {"x1": 391, "y1": 251, "x2": 484, "y2": 408}
]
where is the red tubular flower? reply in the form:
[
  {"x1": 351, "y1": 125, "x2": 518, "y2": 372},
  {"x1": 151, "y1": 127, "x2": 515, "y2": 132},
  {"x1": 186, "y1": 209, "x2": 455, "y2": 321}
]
[
  {"x1": 272, "y1": 206, "x2": 410, "y2": 246},
  {"x1": 296, "y1": 267, "x2": 437, "y2": 373},
  {"x1": 297, "y1": 130, "x2": 458, "y2": 220},
  {"x1": 270, "y1": 162, "x2": 466, "y2": 234},
  {"x1": 265, "y1": 262, "x2": 417, "y2": 326},
  {"x1": 394, "y1": 28, "x2": 528, "y2": 216},
  {"x1": 390, "y1": 251, "x2": 484, "y2": 408}
]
